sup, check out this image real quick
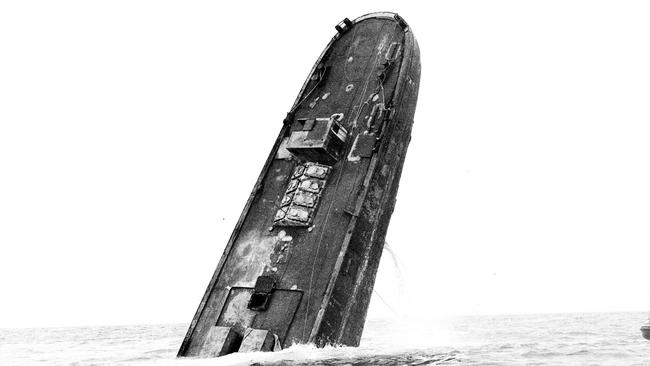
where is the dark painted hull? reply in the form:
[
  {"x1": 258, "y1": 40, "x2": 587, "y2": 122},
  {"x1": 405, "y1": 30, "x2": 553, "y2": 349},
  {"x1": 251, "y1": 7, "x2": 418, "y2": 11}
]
[
  {"x1": 178, "y1": 12, "x2": 421, "y2": 357},
  {"x1": 641, "y1": 325, "x2": 650, "y2": 340}
]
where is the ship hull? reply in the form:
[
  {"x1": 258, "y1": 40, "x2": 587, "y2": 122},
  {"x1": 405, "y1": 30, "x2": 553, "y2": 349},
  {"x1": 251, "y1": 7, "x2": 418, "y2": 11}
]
[
  {"x1": 641, "y1": 325, "x2": 650, "y2": 340},
  {"x1": 178, "y1": 12, "x2": 421, "y2": 357}
]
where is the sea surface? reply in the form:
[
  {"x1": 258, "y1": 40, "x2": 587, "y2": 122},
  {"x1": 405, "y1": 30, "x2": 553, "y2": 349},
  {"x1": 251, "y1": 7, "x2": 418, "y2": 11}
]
[{"x1": 1, "y1": 312, "x2": 649, "y2": 366}]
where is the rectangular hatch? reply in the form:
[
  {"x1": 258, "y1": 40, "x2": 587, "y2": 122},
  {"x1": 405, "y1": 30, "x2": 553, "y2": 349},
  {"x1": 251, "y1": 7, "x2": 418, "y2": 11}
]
[{"x1": 286, "y1": 116, "x2": 348, "y2": 165}]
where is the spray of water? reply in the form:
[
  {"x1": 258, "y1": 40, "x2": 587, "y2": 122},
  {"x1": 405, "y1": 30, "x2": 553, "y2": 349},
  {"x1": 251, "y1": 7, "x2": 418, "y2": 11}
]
[{"x1": 372, "y1": 241, "x2": 407, "y2": 317}]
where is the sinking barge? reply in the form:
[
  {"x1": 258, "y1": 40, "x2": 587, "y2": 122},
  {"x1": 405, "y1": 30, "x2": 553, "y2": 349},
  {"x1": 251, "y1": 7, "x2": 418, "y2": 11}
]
[{"x1": 178, "y1": 12, "x2": 420, "y2": 357}]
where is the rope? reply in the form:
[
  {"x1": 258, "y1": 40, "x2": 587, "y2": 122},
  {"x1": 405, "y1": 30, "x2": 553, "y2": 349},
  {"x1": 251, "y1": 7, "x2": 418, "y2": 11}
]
[{"x1": 373, "y1": 289, "x2": 399, "y2": 316}]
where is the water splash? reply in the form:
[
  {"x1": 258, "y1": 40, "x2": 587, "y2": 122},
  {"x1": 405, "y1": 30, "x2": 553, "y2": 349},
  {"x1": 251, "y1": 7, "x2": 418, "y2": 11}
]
[
  {"x1": 2, "y1": 312, "x2": 649, "y2": 365},
  {"x1": 372, "y1": 241, "x2": 408, "y2": 317}
]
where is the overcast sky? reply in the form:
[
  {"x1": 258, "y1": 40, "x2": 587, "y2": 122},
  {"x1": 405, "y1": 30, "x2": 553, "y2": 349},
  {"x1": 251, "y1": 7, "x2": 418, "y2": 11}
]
[{"x1": 2, "y1": 1, "x2": 650, "y2": 328}]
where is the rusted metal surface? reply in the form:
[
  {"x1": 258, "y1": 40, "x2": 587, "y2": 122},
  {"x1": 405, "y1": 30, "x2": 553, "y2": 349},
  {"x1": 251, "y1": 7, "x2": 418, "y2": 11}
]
[{"x1": 178, "y1": 12, "x2": 421, "y2": 357}]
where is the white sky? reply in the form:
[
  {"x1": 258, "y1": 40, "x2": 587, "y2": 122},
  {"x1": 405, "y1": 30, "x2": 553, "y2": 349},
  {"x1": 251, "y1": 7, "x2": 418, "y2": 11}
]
[{"x1": 1, "y1": 1, "x2": 650, "y2": 328}]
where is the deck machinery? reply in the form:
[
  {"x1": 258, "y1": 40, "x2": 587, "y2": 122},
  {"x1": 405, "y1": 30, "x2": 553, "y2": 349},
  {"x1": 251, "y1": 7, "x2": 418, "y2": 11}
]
[{"x1": 178, "y1": 12, "x2": 421, "y2": 357}]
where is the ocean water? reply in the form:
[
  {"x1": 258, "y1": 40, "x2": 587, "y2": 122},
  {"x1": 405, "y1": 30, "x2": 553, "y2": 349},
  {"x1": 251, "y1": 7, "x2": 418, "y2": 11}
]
[{"x1": 1, "y1": 312, "x2": 649, "y2": 366}]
